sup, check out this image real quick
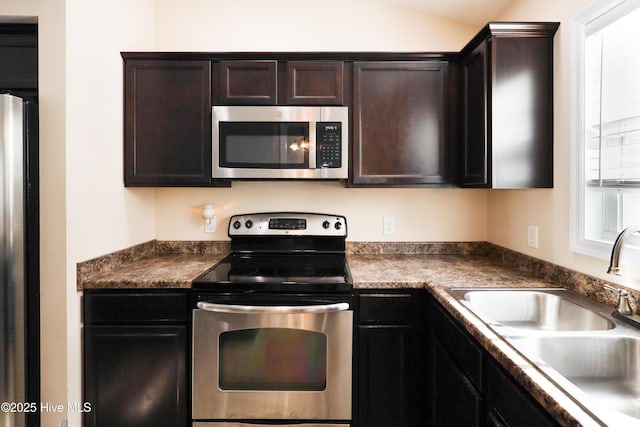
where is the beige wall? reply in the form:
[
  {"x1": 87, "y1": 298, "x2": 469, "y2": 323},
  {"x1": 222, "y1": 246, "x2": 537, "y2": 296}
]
[
  {"x1": 492, "y1": 0, "x2": 640, "y2": 290},
  {"x1": 155, "y1": 185, "x2": 488, "y2": 242},
  {"x1": 154, "y1": 0, "x2": 475, "y2": 51}
]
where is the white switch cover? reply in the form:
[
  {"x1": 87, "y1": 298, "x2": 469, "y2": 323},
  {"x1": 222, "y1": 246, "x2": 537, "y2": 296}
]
[
  {"x1": 383, "y1": 217, "x2": 395, "y2": 235},
  {"x1": 527, "y1": 225, "x2": 539, "y2": 248},
  {"x1": 204, "y1": 218, "x2": 216, "y2": 233}
]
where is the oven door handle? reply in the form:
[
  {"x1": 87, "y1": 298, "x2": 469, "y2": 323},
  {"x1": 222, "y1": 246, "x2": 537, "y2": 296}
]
[{"x1": 196, "y1": 301, "x2": 350, "y2": 314}]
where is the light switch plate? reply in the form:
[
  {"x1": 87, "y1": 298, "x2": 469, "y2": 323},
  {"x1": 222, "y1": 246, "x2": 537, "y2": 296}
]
[
  {"x1": 527, "y1": 225, "x2": 539, "y2": 248},
  {"x1": 383, "y1": 217, "x2": 395, "y2": 234}
]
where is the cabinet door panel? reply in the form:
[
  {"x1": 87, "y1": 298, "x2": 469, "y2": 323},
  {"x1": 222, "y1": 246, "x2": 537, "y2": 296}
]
[
  {"x1": 217, "y1": 60, "x2": 277, "y2": 104},
  {"x1": 485, "y1": 359, "x2": 557, "y2": 427},
  {"x1": 285, "y1": 61, "x2": 344, "y2": 105},
  {"x1": 84, "y1": 325, "x2": 187, "y2": 427},
  {"x1": 352, "y1": 62, "x2": 449, "y2": 186},
  {"x1": 124, "y1": 60, "x2": 211, "y2": 186},
  {"x1": 462, "y1": 42, "x2": 489, "y2": 187},
  {"x1": 358, "y1": 325, "x2": 411, "y2": 426},
  {"x1": 432, "y1": 339, "x2": 483, "y2": 426},
  {"x1": 491, "y1": 36, "x2": 554, "y2": 188},
  {"x1": 431, "y1": 301, "x2": 483, "y2": 388}
]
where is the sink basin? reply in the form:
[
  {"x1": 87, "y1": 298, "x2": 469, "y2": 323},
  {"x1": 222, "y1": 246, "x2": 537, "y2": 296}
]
[
  {"x1": 454, "y1": 289, "x2": 615, "y2": 331},
  {"x1": 514, "y1": 336, "x2": 640, "y2": 419}
]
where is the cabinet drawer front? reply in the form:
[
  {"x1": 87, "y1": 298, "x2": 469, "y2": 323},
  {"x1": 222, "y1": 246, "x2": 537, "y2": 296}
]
[
  {"x1": 358, "y1": 293, "x2": 412, "y2": 323},
  {"x1": 431, "y1": 302, "x2": 483, "y2": 389},
  {"x1": 84, "y1": 292, "x2": 187, "y2": 324}
]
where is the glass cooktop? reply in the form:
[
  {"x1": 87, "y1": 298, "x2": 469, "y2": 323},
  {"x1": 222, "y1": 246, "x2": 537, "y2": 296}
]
[{"x1": 192, "y1": 253, "x2": 352, "y2": 292}]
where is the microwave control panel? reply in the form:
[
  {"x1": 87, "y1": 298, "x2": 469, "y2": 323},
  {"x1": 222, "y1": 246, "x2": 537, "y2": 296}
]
[{"x1": 316, "y1": 122, "x2": 342, "y2": 168}]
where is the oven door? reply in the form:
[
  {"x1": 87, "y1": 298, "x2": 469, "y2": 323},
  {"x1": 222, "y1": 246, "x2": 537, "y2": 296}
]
[{"x1": 192, "y1": 301, "x2": 353, "y2": 422}]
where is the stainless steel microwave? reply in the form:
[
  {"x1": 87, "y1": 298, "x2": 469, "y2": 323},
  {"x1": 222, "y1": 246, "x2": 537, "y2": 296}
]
[{"x1": 212, "y1": 106, "x2": 349, "y2": 179}]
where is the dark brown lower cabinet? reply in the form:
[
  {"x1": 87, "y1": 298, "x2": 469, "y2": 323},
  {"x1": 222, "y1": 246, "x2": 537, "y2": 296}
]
[
  {"x1": 485, "y1": 359, "x2": 556, "y2": 427},
  {"x1": 432, "y1": 341, "x2": 483, "y2": 426},
  {"x1": 356, "y1": 290, "x2": 428, "y2": 427},
  {"x1": 429, "y1": 295, "x2": 558, "y2": 427},
  {"x1": 83, "y1": 291, "x2": 188, "y2": 427}
]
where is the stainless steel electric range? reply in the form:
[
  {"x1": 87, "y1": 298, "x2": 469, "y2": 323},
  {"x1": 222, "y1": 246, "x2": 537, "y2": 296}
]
[{"x1": 191, "y1": 212, "x2": 354, "y2": 427}]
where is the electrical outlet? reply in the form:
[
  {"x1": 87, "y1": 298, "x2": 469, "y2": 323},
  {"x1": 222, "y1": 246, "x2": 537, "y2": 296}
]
[
  {"x1": 527, "y1": 225, "x2": 539, "y2": 248},
  {"x1": 383, "y1": 217, "x2": 395, "y2": 235}
]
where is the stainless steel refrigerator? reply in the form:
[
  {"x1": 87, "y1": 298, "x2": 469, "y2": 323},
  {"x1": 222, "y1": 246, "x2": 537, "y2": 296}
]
[{"x1": 0, "y1": 93, "x2": 39, "y2": 427}]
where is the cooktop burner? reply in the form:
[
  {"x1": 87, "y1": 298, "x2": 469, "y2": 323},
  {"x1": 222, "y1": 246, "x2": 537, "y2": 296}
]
[
  {"x1": 192, "y1": 212, "x2": 352, "y2": 292},
  {"x1": 193, "y1": 253, "x2": 351, "y2": 291}
]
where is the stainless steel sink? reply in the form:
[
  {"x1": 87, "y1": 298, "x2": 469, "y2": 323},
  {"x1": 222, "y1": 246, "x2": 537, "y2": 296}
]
[
  {"x1": 513, "y1": 335, "x2": 640, "y2": 419},
  {"x1": 451, "y1": 289, "x2": 615, "y2": 331},
  {"x1": 447, "y1": 288, "x2": 640, "y2": 424}
]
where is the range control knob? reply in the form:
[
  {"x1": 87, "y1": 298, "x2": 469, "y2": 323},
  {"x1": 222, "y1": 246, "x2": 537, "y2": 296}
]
[
  {"x1": 233, "y1": 220, "x2": 242, "y2": 230},
  {"x1": 334, "y1": 222, "x2": 343, "y2": 230},
  {"x1": 322, "y1": 220, "x2": 331, "y2": 229},
  {"x1": 245, "y1": 220, "x2": 253, "y2": 229}
]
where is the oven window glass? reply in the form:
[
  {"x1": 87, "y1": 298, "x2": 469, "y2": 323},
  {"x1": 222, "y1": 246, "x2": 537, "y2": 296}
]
[
  {"x1": 219, "y1": 328, "x2": 327, "y2": 391},
  {"x1": 219, "y1": 122, "x2": 310, "y2": 169}
]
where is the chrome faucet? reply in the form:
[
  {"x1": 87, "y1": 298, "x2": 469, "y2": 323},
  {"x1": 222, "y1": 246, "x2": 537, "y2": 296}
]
[
  {"x1": 603, "y1": 284, "x2": 633, "y2": 315},
  {"x1": 607, "y1": 225, "x2": 640, "y2": 275}
]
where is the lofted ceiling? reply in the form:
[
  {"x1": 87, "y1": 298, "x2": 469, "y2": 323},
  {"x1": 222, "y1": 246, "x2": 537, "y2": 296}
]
[{"x1": 384, "y1": 0, "x2": 515, "y2": 26}]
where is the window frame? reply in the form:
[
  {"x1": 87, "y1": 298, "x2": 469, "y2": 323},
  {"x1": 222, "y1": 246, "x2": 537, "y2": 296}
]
[{"x1": 570, "y1": 0, "x2": 640, "y2": 260}]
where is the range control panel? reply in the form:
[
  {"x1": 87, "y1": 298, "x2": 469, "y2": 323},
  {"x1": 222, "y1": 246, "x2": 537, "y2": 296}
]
[{"x1": 228, "y1": 212, "x2": 347, "y2": 237}]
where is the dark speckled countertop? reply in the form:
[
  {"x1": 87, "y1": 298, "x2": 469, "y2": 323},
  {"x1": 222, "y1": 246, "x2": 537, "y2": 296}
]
[
  {"x1": 77, "y1": 240, "x2": 229, "y2": 289},
  {"x1": 77, "y1": 240, "x2": 640, "y2": 426},
  {"x1": 347, "y1": 254, "x2": 554, "y2": 289},
  {"x1": 78, "y1": 241, "x2": 563, "y2": 291}
]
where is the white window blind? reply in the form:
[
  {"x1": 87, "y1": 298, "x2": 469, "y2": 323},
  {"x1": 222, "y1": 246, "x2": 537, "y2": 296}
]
[{"x1": 585, "y1": 7, "x2": 640, "y2": 188}]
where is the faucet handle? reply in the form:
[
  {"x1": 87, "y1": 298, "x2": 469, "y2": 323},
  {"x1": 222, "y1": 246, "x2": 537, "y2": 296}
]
[{"x1": 603, "y1": 284, "x2": 633, "y2": 315}]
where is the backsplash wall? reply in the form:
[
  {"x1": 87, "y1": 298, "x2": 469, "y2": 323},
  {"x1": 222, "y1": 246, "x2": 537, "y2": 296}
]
[{"x1": 153, "y1": 182, "x2": 489, "y2": 242}]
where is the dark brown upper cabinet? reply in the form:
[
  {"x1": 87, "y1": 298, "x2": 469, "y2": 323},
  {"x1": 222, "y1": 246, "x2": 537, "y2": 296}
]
[
  {"x1": 351, "y1": 61, "x2": 451, "y2": 187},
  {"x1": 124, "y1": 59, "x2": 214, "y2": 186},
  {"x1": 284, "y1": 61, "x2": 345, "y2": 105},
  {"x1": 216, "y1": 60, "x2": 277, "y2": 105},
  {"x1": 121, "y1": 22, "x2": 558, "y2": 188},
  {"x1": 459, "y1": 22, "x2": 559, "y2": 188},
  {"x1": 0, "y1": 24, "x2": 38, "y2": 93}
]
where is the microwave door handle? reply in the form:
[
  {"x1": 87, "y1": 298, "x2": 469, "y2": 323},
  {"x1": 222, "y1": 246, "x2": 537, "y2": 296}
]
[
  {"x1": 309, "y1": 119, "x2": 317, "y2": 169},
  {"x1": 196, "y1": 301, "x2": 350, "y2": 314}
]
